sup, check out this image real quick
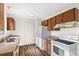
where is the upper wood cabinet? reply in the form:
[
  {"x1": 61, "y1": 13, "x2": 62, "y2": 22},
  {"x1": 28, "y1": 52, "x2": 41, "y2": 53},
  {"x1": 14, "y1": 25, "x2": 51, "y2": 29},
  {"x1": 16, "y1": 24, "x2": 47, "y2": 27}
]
[
  {"x1": 0, "y1": 17, "x2": 4, "y2": 30},
  {"x1": 7, "y1": 17, "x2": 15, "y2": 30},
  {"x1": 41, "y1": 20, "x2": 48, "y2": 26},
  {"x1": 51, "y1": 17, "x2": 56, "y2": 30},
  {"x1": 62, "y1": 8, "x2": 78, "y2": 23},
  {"x1": 48, "y1": 18, "x2": 52, "y2": 31},
  {"x1": 55, "y1": 14, "x2": 63, "y2": 24},
  {"x1": 0, "y1": 17, "x2": 4, "y2": 23},
  {"x1": 0, "y1": 3, "x2": 4, "y2": 31},
  {"x1": 48, "y1": 17, "x2": 56, "y2": 31},
  {"x1": 0, "y1": 3, "x2": 4, "y2": 16},
  {"x1": 41, "y1": 8, "x2": 78, "y2": 31}
]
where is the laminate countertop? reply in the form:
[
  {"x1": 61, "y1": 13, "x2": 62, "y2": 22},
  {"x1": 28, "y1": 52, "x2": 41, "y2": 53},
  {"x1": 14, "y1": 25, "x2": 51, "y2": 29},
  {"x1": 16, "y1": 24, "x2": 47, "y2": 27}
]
[
  {"x1": 0, "y1": 35, "x2": 20, "y2": 55},
  {"x1": 43, "y1": 36, "x2": 59, "y2": 40},
  {"x1": 0, "y1": 42, "x2": 17, "y2": 55}
]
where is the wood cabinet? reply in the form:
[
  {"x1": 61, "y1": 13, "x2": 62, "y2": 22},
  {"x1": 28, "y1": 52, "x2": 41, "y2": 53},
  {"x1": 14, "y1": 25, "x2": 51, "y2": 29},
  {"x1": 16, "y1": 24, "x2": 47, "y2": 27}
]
[
  {"x1": 0, "y1": 3, "x2": 4, "y2": 31},
  {"x1": 47, "y1": 39, "x2": 51, "y2": 55},
  {"x1": 44, "y1": 39, "x2": 51, "y2": 55},
  {"x1": 41, "y1": 8, "x2": 78, "y2": 31},
  {"x1": 44, "y1": 39, "x2": 48, "y2": 53},
  {"x1": 51, "y1": 17, "x2": 56, "y2": 30},
  {"x1": 55, "y1": 14, "x2": 63, "y2": 24},
  {"x1": 47, "y1": 17, "x2": 56, "y2": 31},
  {"x1": 41, "y1": 20, "x2": 48, "y2": 26},
  {"x1": 0, "y1": 17, "x2": 4, "y2": 30},
  {"x1": 48, "y1": 18, "x2": 52, "y2": 31},
  {"x1": 62, "y1": 8, "x2": 78, "y2": 23},
  {"x1": 0, "y1": 3, "x2": 4, "y2": 16},
  {"x1": 7, "y1": 17, "x2": 15, "y2": 30}
]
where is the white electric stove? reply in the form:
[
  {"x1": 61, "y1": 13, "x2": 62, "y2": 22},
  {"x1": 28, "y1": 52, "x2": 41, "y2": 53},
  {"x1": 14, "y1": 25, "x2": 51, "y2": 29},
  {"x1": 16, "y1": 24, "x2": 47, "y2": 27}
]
[{"x1": 52, "y1": 34, "x2": 79, "y2": 56}]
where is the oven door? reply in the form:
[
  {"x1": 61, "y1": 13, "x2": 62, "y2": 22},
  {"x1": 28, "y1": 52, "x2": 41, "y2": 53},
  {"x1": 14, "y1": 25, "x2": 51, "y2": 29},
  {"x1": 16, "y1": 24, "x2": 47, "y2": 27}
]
[
  {"x1": 53, "y1": 45, "x2": 64, "y2": 56},
  {"x1": 53, "y1": 40, "x2": 70, "y2": 56}
]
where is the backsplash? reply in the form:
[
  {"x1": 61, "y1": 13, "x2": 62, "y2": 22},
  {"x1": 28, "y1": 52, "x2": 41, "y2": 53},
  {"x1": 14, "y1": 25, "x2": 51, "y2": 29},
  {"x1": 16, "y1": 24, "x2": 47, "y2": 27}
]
[{"x1": 51, "y1": 22, "x2": 79, "y2": 37}]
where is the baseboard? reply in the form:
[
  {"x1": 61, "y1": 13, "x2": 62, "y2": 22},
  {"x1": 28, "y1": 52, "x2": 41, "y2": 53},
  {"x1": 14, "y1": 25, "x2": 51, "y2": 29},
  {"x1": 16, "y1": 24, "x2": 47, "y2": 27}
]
[
  {"x1": 0, "y1": 52, "x2": 13, "y2": 56},
  {"x1": 19, "y1": 43, "x2": 36, "y2": 47}
]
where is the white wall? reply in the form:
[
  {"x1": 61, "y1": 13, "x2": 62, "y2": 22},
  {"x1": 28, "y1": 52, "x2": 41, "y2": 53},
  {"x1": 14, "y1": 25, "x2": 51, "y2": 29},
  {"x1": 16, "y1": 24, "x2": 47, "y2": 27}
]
[
  {"x1": 13, "y1": 17, "x2": 36, "y2": 46},
  {"x1": 5, "y1": 16, "x2": 36, "y2": 46}
]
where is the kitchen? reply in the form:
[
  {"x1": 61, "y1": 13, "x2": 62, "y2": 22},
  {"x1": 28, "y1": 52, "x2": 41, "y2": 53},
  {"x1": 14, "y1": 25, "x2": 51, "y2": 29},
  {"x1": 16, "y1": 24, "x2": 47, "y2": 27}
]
[
  {"x1": 36, "y1": 7, "x2": 79, "y2": 56},
  {"x1": 0, "y1": 3, "x2": 79, "y2": 56}
]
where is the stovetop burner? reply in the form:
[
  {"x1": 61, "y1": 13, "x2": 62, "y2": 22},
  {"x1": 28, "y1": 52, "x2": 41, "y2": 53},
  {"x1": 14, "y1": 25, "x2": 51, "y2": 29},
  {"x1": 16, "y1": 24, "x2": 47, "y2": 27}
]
[{"x1": 54, "y1": 39, "x2": 75, "y2": 45}]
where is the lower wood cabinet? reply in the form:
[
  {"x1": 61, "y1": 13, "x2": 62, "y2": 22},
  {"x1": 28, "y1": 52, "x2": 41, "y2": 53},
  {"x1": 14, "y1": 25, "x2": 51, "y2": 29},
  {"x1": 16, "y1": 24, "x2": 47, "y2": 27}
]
[
  {"x1": 44, "y1": 39, "x2": 51, "y2": 55},
  {"x1": 44, "y1": 39, "x2": 48, "y2": 53}
]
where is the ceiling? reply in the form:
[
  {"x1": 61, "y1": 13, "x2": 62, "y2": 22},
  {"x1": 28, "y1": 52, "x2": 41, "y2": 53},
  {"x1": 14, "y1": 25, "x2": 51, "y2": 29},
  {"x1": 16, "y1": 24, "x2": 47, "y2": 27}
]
[{"x1": 5, "y1": 3, "x2": 79, "y2": 21}]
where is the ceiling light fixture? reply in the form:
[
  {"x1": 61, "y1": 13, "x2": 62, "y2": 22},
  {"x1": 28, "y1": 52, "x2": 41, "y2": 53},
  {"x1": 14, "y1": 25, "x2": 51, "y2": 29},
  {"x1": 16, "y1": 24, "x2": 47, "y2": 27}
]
[{"x1": 30, "y1": 14, "x2": 34, "y2": 16}]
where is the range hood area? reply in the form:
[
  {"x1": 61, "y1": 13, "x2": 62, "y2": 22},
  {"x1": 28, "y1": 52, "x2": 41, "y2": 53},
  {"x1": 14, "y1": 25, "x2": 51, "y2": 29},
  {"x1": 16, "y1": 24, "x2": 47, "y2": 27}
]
[{"x1": 54, "y1": 21, "x2": 78, "y2": 29}]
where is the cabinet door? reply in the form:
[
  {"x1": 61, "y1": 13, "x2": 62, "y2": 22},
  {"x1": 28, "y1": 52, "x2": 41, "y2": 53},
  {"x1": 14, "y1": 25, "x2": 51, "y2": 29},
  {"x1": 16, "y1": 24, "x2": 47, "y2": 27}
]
[
  {"x1": 44, "y1": 20, "x2": 48, "y2": 26},
  {"x1": 55, "y1": 14, "x2": 63, "y2": 24},
  {"x1": 0, "y1": 17, "x2": 4, "y2": 30},
  {"x1": 7, "y1": 17, "x2": 15, "y2": 30},
  {"x1": 51, "y1": 17, "x2": 56, "y2": 30},
  {"x1": 0, "y1": 22, "x2": 4, "y2": 30},
  {"x1": 7, "y1": 22, "x2": 15, "y2": 30},
  {"x1": 0, "y1": 3, "x2": 4, "y2": 16},
  {"x1": 47, "y1": 40, "x2": 51, "y2": 55},
  {"x1": 44, "y1": 39, "x2": 51, "y2": 55},
  {"x1": 63, "y1": 8, "x2": 78, "y2": 23},
  {"x1": 41, "y1": 20, "x2": 48, "y2": 26},
  {"x1": 44, "y1": 39, "x2": 48, "y2": 52},
  {"x1": 0, "y1": 3, "x2": 4, "y2": 31},
  {"x1": 48, "y1": 18, "x2": 52, "y2": 31}
]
